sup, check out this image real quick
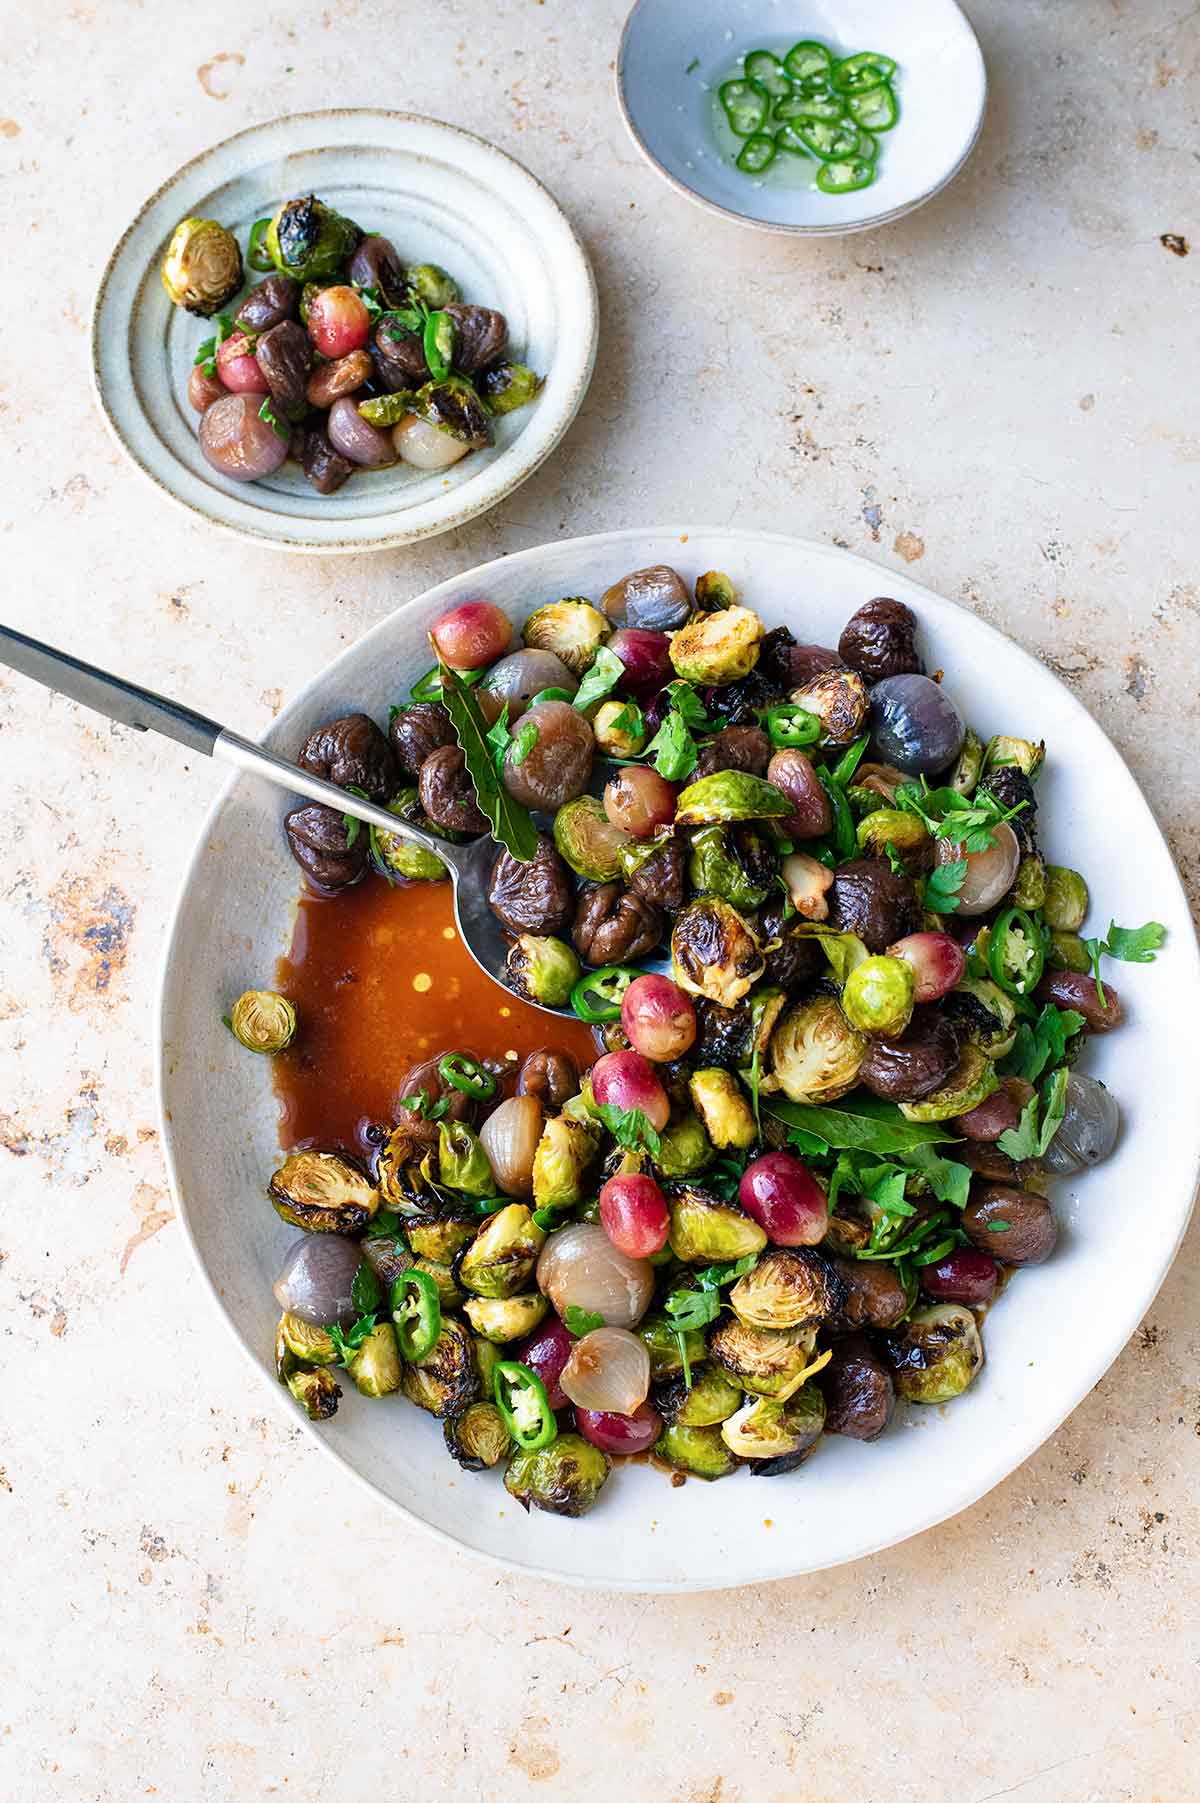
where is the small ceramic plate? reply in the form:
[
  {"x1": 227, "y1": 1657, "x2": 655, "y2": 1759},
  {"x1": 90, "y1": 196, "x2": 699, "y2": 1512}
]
[
  {"x1": 91, "y1": 111, "x2": 597, "y2": 552},
  {"x1": 617, "y1": 0, "x2": 986, "y2": 234},
  {"x1": 158, "y1": 527, "x2": 1199, "y2": 1592}
]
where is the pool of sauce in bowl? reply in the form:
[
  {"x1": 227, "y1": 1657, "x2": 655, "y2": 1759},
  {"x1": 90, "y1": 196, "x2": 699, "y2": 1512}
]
[{"x1": 272, "y1": 877, "x2": 598, "y2": 1158}]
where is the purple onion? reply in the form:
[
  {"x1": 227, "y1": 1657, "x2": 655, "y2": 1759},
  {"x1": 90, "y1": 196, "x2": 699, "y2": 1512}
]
[{"x1": 272, "y1": 1234, "x2": 362, "y2": 1324}]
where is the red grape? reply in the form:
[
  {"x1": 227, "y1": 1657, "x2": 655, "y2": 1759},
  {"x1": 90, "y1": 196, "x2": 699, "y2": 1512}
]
[
  {"x1": 739, "y1": 1151, "x2": 827, "y2": 1246},
  {"x1": 606, "y1": 628, "x2": 673, "y2": 697},
  {"x1": 887, "y1": 931, "x2": 966, "y2": 1003},
  {"x1": 599, "y1": 1173, "x2": 670, "y2": 1259},
  {"x1": 603, "y1": 767, "x2": 677, "y2": 839},
  {"x1": 513, "y1": 1313, "x2": 574, "y2": 1410},
  {"x1": 590, "y1": 1050, "x2": 670, "y2": 1131},
  {"x1": 306, "y1": 284, "x2": 371, "y2": 358},
  {"x1": 430, "y1": 600, "x2": 513, "y2": 670},
  {"x1": 920, "y1": 1248, "x2": 998, "y2": 1307},
  {"x1": 620, "y1": 974, "x2": 696, "y2": 1063},
  {"x1": 575, "y1": 1401, "x2": 662, "y2": 1456},
  {"x1": 215, "y1": 332, "x2": 269, "y2": 394}
]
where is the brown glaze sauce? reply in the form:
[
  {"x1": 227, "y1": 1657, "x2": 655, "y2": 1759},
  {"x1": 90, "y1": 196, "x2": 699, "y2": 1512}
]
[{"x1": 272, "y1": 877, "x2": 597, "y2": 1160}]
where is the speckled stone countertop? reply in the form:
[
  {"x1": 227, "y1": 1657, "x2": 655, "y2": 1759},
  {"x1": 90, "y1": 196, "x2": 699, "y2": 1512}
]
[{"x1": 2, "y1": 1, "x2": 1197, "y2": 1796}]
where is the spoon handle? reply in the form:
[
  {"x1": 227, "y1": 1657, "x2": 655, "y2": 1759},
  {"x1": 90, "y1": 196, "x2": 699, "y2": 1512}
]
[{"x1": 0, "y1": 622, "x2": 222, "y2": 755}]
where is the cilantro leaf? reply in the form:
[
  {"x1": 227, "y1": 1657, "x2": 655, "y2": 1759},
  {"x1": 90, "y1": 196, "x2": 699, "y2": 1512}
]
[
  {"x1": 592, "y1": 1104, "x2": 662, "y2": 1159},
  {"x1": 997, "y1": 1067, "x2": 1069, "y2": 1161},
  {"x1": 573, "y1": 645, "x2": 625, "y2": 713},
  {"x1": 340, "y1": 782, "x2": 370, "y2": 848},
  {"x1": 436, "y1": 659, "x2": 539, "y2": 862},
  {"x1": 1004, "y1": 1004, "x2": 1085, "y2": 1082},
  {"x1": 664, "y1": 1255, "x2": 758, "y2": 1337},
  {"x1": 564, "y1": 1306, "x2": 604, "y2": 1337},
  {"x1": 643, "y1": 708, "x2": 698, "y2": 782},
  {"x1": 1089, "y1": 919, "x2": 1167, "y2": 965},
  {"x1": 997, "y1": 1096, "x2": 1039, "y2": 1161},
  {"x1": 924, "y1": 859, "x2": 968, "y2": 914},
  {"x1": 328, "y1": 1315, "x2": 377, "y2": 1368},
  {"x1": 660, "y1": 680, "x2": 710, "y2": 728}
]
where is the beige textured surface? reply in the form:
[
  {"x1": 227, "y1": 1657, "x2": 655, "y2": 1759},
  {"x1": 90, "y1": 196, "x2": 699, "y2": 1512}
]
[{"x1": 1, "y1": 0, "x2": 1197, "y2": 1797}]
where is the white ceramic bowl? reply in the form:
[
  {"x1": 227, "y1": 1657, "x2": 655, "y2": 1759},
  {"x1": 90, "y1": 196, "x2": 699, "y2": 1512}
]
[
  {"x1": 159, "y1": 527, "x2": 1198, "y2": 1591},
  {"x1": 92, "y1": 111, "x2": 597, "y2": 552},
  {"x1": 617, "y1": 0, "x2": 986, "y2": 234}
]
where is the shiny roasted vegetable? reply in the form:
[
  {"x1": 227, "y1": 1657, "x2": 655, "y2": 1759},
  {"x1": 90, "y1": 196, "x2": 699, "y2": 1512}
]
[
  {"x1": 265, "y1": 194, "x2": 360, "y2": 282},
  {"x1": 506, "y1": 934, "x2": 582, "y2": 1008},
  {"x1": 532, "y1": 1115, "x2": 597, "y2": 1210},
  {"x1": 522, "y1": 599, "x2": 611, "y2": 675},
  {"x1": 638, "y1": 1311, "x2": 706, "y2": 1379},
  {"x1": 409, "y1": 262, "x2": 460, "y2": 308},
  {"x1": 767, "y1": 996, "x2": 866, "y2": 1104},
  {"x1": 399, "y1": 1317, "x2": 480, "y2": 1417},
  {"x1": 688, "y1": 823, "x2": 775, "y2": 910},
  {"x1": 463, "y1": 1292, "x2": 548, "y2": 1343},
  {"x1": 276, "y1": 1313, "x2": 338, "y2": 1369},
  {"x1": 708, "y1": 1317, "x2": 823, "y2": 1400},
  {"x1": 412, "y1": 376, "x2": 492, "y2": 449},
  {"x1": 881, "y1": 1303, "x2": 983, "y2": 1403},
  {"x1": 655, "y1": 1364, "x2": 743, "y2": 1427},
  {"x1": 656, "y1": 1421, "x2": 740, "y2": 1480},
  {"x1": 437, "y1": 1120, "x2": 495, "y2": 1197},
  {"x1": 688, "y1": 1068, "x2": 756, "y2": 1150},
  {"x1": 229, "y1": 988, "x2": 297, "y2": 1053},
  {"x1": 899, "y1": 1043, "x2": 997, "y2": 1122},
  {"x1": 504, "y1": 1433, "x2": 611, "y2": 1516},
  {"x1": 983, "y1": 734, "x2": 1044, "y2": 778},
  {"x1": 720, "y1": 1382, "x2": 826, "y2": 1465},
  {"x1": 161, "y1": 217, "x2": 242, "y2": 315},
  {"x1": 841, "y1": 954, "x2": 915, "y2": 1039},
  {"x1": 285, "y1": 1364, "x2": 342, "y2": 1420},
  {"x1": 269, "y1": 1149, "x2": 379, "y2": 1234},
  {"x1": 479, "y1": 360, "x2": 543, "y2": 415},
  {"x1": 856, "y1": 808, "x2": 932, "y2": 873},
  {"x1": 728, "y1": 1248, "x2": 846, "y2": 1331},
  {"x1": 672, "y1": 897, "x2": 764, "y2": 1008},
  {"x1": 1043, "y1": 865, "x2": 1090, "y2": 932},
  {"x1": 369, "y1": 793, "x2": 448, "y2": 883},
  {"x1": 675, "y1": 771, "x2": 792, "y2": 827},
  {"x1": 444, "y1": 1401, "x2": 511, "y2": 1470},
  {"x1": 667, "y1": 1184, "x2": 767, "y2": 1264},
  {"x1": 669, "y1": 605, "x2": 764, "y2": 685},
  {"x1": 405, "y1": 1212, "x2": 477, "y2": 1264},
  {"x1": 347, "y1": 1321, "x2": 402, "y2": 1397},
  {"x1": 553, "y1": 795, "x2": 632, "y2": 882},
  {"x1": 790, "y1": 667, "x2": 869, "y2": 748},
  {"x1": 655, "y1": 1114, "x2": 715, "y2": 1178},
  {"x1": 944, "y1": 974, "x2": 1018, "y2": 1059},
  {"x1": 458, "y1": 1204, "x2": 545, "y2": 1298},
  {"x1": 695, "y1": 570, "x2": 737, "y2": 611}
]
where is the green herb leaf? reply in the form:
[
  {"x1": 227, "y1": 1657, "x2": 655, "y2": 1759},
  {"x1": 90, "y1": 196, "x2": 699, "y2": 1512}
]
[
  {"x1": 924, "y1": 859, "x2": 968, "y2": 914},
  {"x1": 351, "y1": 1259, "x2": 384, "y2": 1316},
  {"x1": 790, "y1": 923, "x2": 869, "y2": 983},
  {"x1": 661, "y1": 680, "x2": 710, "y2": 727},
  {"x1": 573, "y1": 645, "x2": 626, "y2": 713},
  {"x1": 644, "y1": 709, "x2": 698, "y2": 782},
  {"x1": 686, "y1": 55, "x2": 700, "y2": 73},
  {"x1": 328, "y1": 1314, "x2": 377, "y2": 1368},
  {"x1": 997, "y1": 1096, "x2": 1039, "y2": 1162},
  {"x1": 663, "y1": 1254, "x2": 757, "y2": 1335},
  {"x1": 436, "y1": 658, "x2": 539, "y2": 862},
  {"x1": 564, "y1": 1305, "x2": 604, "y2": 1337},
  {"x1": 764, "y1": 1094, "x2": 957, "y2": 1155},
  {"x1": 340, "y1": 782, "x2": 369, "y2": 850},
  {"x1": 830, "y1": 732, "x2": 870, "y2": 789},
  {"x1": 485, "y1": 700, "x2": 512, "y2": 774},
  {"x1": 511, "y1": 719, "x2": 539, "y2": 767},
  {"x1": 1088, "y1": 919, "x2": 1167, "y2": 965},
  {"x1": 1004, "y1": 1004, "x2": 1086, "y2": 1083},
  {"x1": 997, "y1": 1066, "x2": 1069, "y2": 1161},
  {"x1": 258, "y1": 397, "x2": 289, "y2": 441},
  {"x1": 592, "y1": 1104, "x2": 662, "y2": 1160}
]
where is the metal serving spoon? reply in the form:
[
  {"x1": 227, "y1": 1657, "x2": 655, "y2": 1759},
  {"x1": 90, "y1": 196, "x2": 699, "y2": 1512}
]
[{"x1": 0, "y1": 625, "x2": 548, "y2": 1012}]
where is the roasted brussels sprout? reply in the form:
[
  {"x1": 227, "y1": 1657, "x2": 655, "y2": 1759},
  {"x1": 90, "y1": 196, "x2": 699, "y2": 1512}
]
[
  {"x1": 656, "y1": 1421, "x2": 740, "y2": 1480},
  {"x1": 638, "y1": 1311, "x2": 707, "y2": 1379},
  {"x1": 410, "y1": 376, "x2": 492, "y2": 450},
  {"x1": 654, "y1": 1365, "x2": 743, "y2": 1427},
  {"x1": 505, "y1": 1433, "x2": 611, "y2": 1516},
  {"x1": 285, "y1": 1365, "x2": 342, "y2": 1420},
  {"x1": 947, "y1": 726, "x2": 984, "y2": 795},
  {"x1": 667, "y1": 1184, "x2": 767, "y2": 1264},
  {"x1": 721, "y1": 1382, "x2": 826, "y2": 1466},
  {"x1": 276, "y1": 1312, "x2": 338, "y2": 1368},
  {"x1": 790, "y1": 667, "x2": 869, "y2": 747},
  {"x1": 695, "y1": 570, "x2": 737, "y2": 612},
  {"x1": 688, "y1": 1068, "x2": 756, "y2": 1150},
  {"x1": 943, "y1": 975, "x2": 1017, "y2": 1059},
  {"x1": 479, "y1": 360, "x2": 544, "y2": 414},
  {"x1": 506, "y1": 934, "x2": 582, "y2": 1008},
  {"x1": 817, "y1": 1333, "x2": 895, "y2": 1440},
  {"x1": 856, "y1": 808, "x2": 932, "y2": 873},
  {"x1": 554, "y1": 795, "x2": 632, "y2": 882},
  {"x1": 369, "y1": 792, "x2": 448, "y2": 885},
  {"x1": 729, "y1": 1248, "x2": 846, "y2": 1330},
  {"x1": 433, "y1": 1121, "x2": 494, "y2": 1198},
  {"x1": 688, "y1": 824, "x2": 775, "y2": 910},
  {"x1": 670, "y1": 605, "x2": 764, "y2": 685},
  {"x1": 521, "y1": 599, "x2": 611, "y2": 675},
  {"x1": 532, "y1": 1115, "x2": 597, "y2": 1210},
  {"x1": 444, "y1": 1401, "x2": 511, "y2": 1471},
  {"x1": 413, "y1": 1258, "x2": 464, "y2": 1310},
  {"x1": 229, "y1": 988, "x2": 296, "y2": 1053},
  {"x1": 161, "y1": 217, "x2": 242, "y2": 315},
  {"x1": 592, "y1": 698, "x2": 647, "y2": 758},
  {"x1": 672, "y1": 897, "x2": 764, "y2": 1008},
  {"x1": 1043, "y1": 865, "x2": 1090, "y2": 932},
  {"x1": 767, "y1": 996, "x2": 866, "y2": 1104},
  {"x1": 409, "y1": 262, "x2": 460, "y2": 308},
  {"x1": 898, "y1": 1043, "x2": 997, "y2": 1122},
  {"x1": 347, "y1": 1321, "x2": 403, "y2": 1397},
  {"x1": 399, "y1": 1317, "x2": 480, "y2": 1417},
  {"x1": 265, "y1": 194, "x2": 360, "y2": 282},
  {"x1": 675, "y1": 770, "x2": 792, "y2": 827},
  {"x1": 655, "y1": 1113, "x2": 715, "y2": 1178},
  {"x1": 361, "y1": 1228, "x2": 416, "y2": 1289},
  {"x1": 463, "y1": 1292, "x2": 548, "y2": 1343},
  {"x1": 1012, "y1": 854, "x2": 1047, "y2": 910},
  {"x1": 708, "y1": 1316, "x2": 820, "y2": 1400},
  {"x1": 269, "y1": 1149, "x2": 379, "y2": 1234},
  {"x1": 841, "y1": 954, "x2": 915, "y2": 1039},
  {"x1": 983, "y1": 734, "x2": 1045, "y2": 778},
  {"x1": 600, "y1": 565, "x2": 692, "y2": 633},
  {"x1": 881, "y1": 1303, "x2": 983, "y2": 1404},
  {"x1": 458, "y1": 1203, "x2": 546, "y2": 1298}
]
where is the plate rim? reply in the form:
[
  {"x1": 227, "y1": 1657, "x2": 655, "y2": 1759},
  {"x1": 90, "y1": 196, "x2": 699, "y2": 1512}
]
[
  {"x1": 614, "y1": 0, "x2": 988, "y2": 237},
  {"x1": 156, "y1": 525, "x2": 1200, "y2": 1591},
  {"x1": 90, "y1": 108, "x2": 598, "y2": 553}
]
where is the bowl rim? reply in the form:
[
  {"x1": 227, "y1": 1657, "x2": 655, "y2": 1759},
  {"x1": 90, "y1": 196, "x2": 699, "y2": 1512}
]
[
  {"x1": 614, "y1": 0, "x2": 988, "y2": 237},
  {"x1": 156, "y1": 525, "x2": 1200, "y2": 1591},
  {"x1": 90, "y1": 108, "x2": 598, "y2": 553}
]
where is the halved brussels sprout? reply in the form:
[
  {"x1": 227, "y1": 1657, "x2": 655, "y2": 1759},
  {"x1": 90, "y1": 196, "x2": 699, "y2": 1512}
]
[
  {"x1": 229, "y1": 988, "x2": 297, "y2": 1054},
  {"x1": 553, "y1": 795, "x2": 632, "y2": 881},
  {"x1": 688, "y1": 823, "x2": 775, "y2": 910},
  {"x1": 408, "y1": 263, "x2": 460, "y2": 308},
  {"x1": 437, "y1": 1120, "x2": 495, "y2": 1197},
  {"x1": 276, "y1": 1313, "x2": 338, "y2": 1369},
  {"x1": 269, "y1": 1150, "x2": 379, "y2": 1234},
  {"x1": 655, "y1": 1364, "x2": 743, "y2": 1427},
  {"x1": 675, "y1": 771, "x2": 792, "y2": 827},
  {"x1": 949, "y1": 727, "x2": 984, "y2": 795},
  {"x1": 532, "y1": 1116, "x2": 598, "y2": 1211},
  {"x1": 672, "y1": 897, "x2": 765, "y2": 1008},
  {"x1": 729, "y1": 1248, "x2": 846, "y2": 1331},
  {"x1": 522, "y1": 599, "x2": 611, "y2": 675},
  {"x1": 708, "y1": 1317, "x2": 822, "y2": 1400},
  {"x1": 720, "y1": 1382, "x2": 826, "y2": 1464},
  {"x1": 405, "y1": 1212, "x2": 477, "y2": 1264},
  {"x1": 983, "y1": 735, "x2": 1044, "y2": 777},
  {"x1": 882, "y1": 1303, "x2": 983, "y2": 1403},
  {"x1": 473, "y1": 1335, "x2": 501, "y2": 1395},
  {"x1": 655, "y1": 1110, "x2": 709, "y2": 1182},
  {"x1": 369, "y1": 793, "x2": 448, "y2": 883},
  {"x1": 856, "y1": 809, "x2": 932, "y2": 872},
  {"x1": 506, "y1": 934, "x2": 582, "y2": 1008},
  {"x1": 444, "y1": 1401, "x2": 511, "y2": 1471},
  {"x1": 739, "y1": 984, "x2": 788, "y2": 1069},
  {"x1": 1012, "y1": 854, "x2": 1047, "y2": 910},
  {"x1": 457, "y1": 1203, "x2": 545, "y2": 1298},
  {"x1": 285, "y1": 1365, "x2": 342, "y2": 1420},
  {"x1": 265, "y1": 195, "x2": 360, "y2": 282},
  {"x1": 413, "y1": 377, "x2": 492, "y2": 449},
  {"x1": 375, "y1": 1122, "x2": 441, "y2": 1216},
  {"x1": 161, "y1": 217, "x2": 243, "y2": 315},
  {"x1": 667, "y1": 1184, "x2": 767, "y2": 1264},
  {"x1": 841, "y1": 954, "x2": 915, "y2": 1039},
  {"x1": 898, "y1": 1044, "x2": 998, "y2": 1122},
  {"x1": 944, "y1": 974, "x2": 1018, "y2": 1059},
  {"x1": 413, "y1": 1257, "x2": 463, "y2": 1310},
  {"x1": 399, "y1": 1317, "x2": 480, "y2": 1417},
  {"x1": 1044, "y1": 865, "x2": 1089, "y2": 932},
  {"x1": 463, "y1": 1292, "x2": 548, "y2": 1343},
  {"x1": 669, "y1": 605, "x2": 763, "y2": 685},
  {"x1": 657, "y1": 1421, "x2": 740, "y2": 1479},
  {"x1": 347, "y1": 1322, "x2": 403, "y2": 1397},
  {"x1": 695, "y1": 570, "x2": 737, "y2": 612},
  {"x1": 1048, "y1": 928, "x2": 1091, "y2": 973},
  {"x1": 504, "y1": 1433, "x2": 611, "y2": 1516},
  {"x1": 688, "y1": 1068, "x2": 756, "y2": 1150},
  {"x1": 767, "y1": 996, "x2": 866, "y2": 1104},
  {"x1": 638, "y1": 1311, "x2": 707, "y2": 1379},
  {"x1": 592, "y1": 698, "x2": 647, "y2": 758},
  {"x1": 480, "y1": 360, "x2": 544, "y2": 415},
  {"x1": 790, "y1": 668, "x2": 869, "y2": 748}
]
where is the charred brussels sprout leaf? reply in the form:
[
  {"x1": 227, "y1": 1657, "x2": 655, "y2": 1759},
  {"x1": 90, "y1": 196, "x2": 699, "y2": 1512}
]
[
  {"x1": 688, "y1": 823, "x2": 775, "y2": 909},
  {"x1": 458, "y1": 1203, "x2": 546, "y2": 1298},
  {"x1": 404, "y1": 1213, "x2": 476, "y2": 1264},
  {"x1": 269, "y1": 1149, "x2": 379, "y2": 1234},
  {"x1": 667, "y1": 1184, "x2": 767, "y2": 1264},
  {"x1": 285, "y1": 1365, "x2": 342, "y2": 1420},
  {"x1": 463, "y1": 1292, "x2": 549, "y2": 1343},
  {"x1": 708, "y1": 1317, "x2": 823, "y2": 1400},
  {"x1": 265, "y1": 195, "x2": 361, "y2": 282},
  {"x1": 688, "y1": 1068, "x2": 757, "y2": 1150},
  {"x1": 532, "y1": 1116, "x2": 598, "y2": 1211},
  {"x1": 695, "y1": 570, "x2": 737, "y2": 612},
  {"x1": 479, "y1": 360, "x2": 544, "y2": 414},
  {"x1": 554, "y1": 795, "x2": 632, "y2": 882},
  {"x1": 522, "y1": 599, "x2": 611, "y2": 676},
  {"x1": 504, "y1": 1433, "x2": 611, "y2": 1516},
  {"x1": 656, "y1": 1421, "x2": 740, "y2": 1480},
  {"x1": 672, "y1": 897, "x2": 765, "y2": 1008},
  {"x1": 983, "y1": 735, "x2": 1045, "y2": 778},
  {"x1": 276, "y1": 1313, "x2": 338, "y2": 1370},
  {"x1": 161, "y1": 217, "x2": 243, "y2": 316},
  {"x1": 670, "y1": 605, "x2": 764, "y2": 685},
  {"x1": 720, "y1": 1382, "x2": 826, "y2": 1462},
  {"x1": 949, "y1": 727, "x2": 984, "y2": 795},
  {"x1": 347, "y1": 1321, "x2": 403, "y2": 1397},
  {"x1": 656, "y1": 1113, "x2": 716, "y2": 1178},
  {"x1": 414, "y1": 376, "x2": 492, "y2": 448},
  {"x1": 228, "y1": 988, "x2": 297, "y2": 1053},
  {"x1": 444, "y1": 1401, "x2": 511, "y2": 1470},
  {"x1": 898, "y1": 1044, "x2": 998, "y2": 1122},
  {"x1": 675, "y1": 771, "x2": 792, "y2": 827},
  {"x1": 437, "y1": 1121, "x2": 495, "y2": 1197},
  {"x1": 506, "y1": 934, "x2": 582, "y2": 1008},
  {"x1": 881, "y1": 1303, "x2": 983, "y2": 1403},
  {"x1": 399, "y1": 1317, "x2": 480, "y2": 1417},
  {"x1": 767, "y1": 996, "x2": 866, "y2": 1104},
  {"x1": 944, "y1": 975, "x2": 1018, "y2": 1059}
]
